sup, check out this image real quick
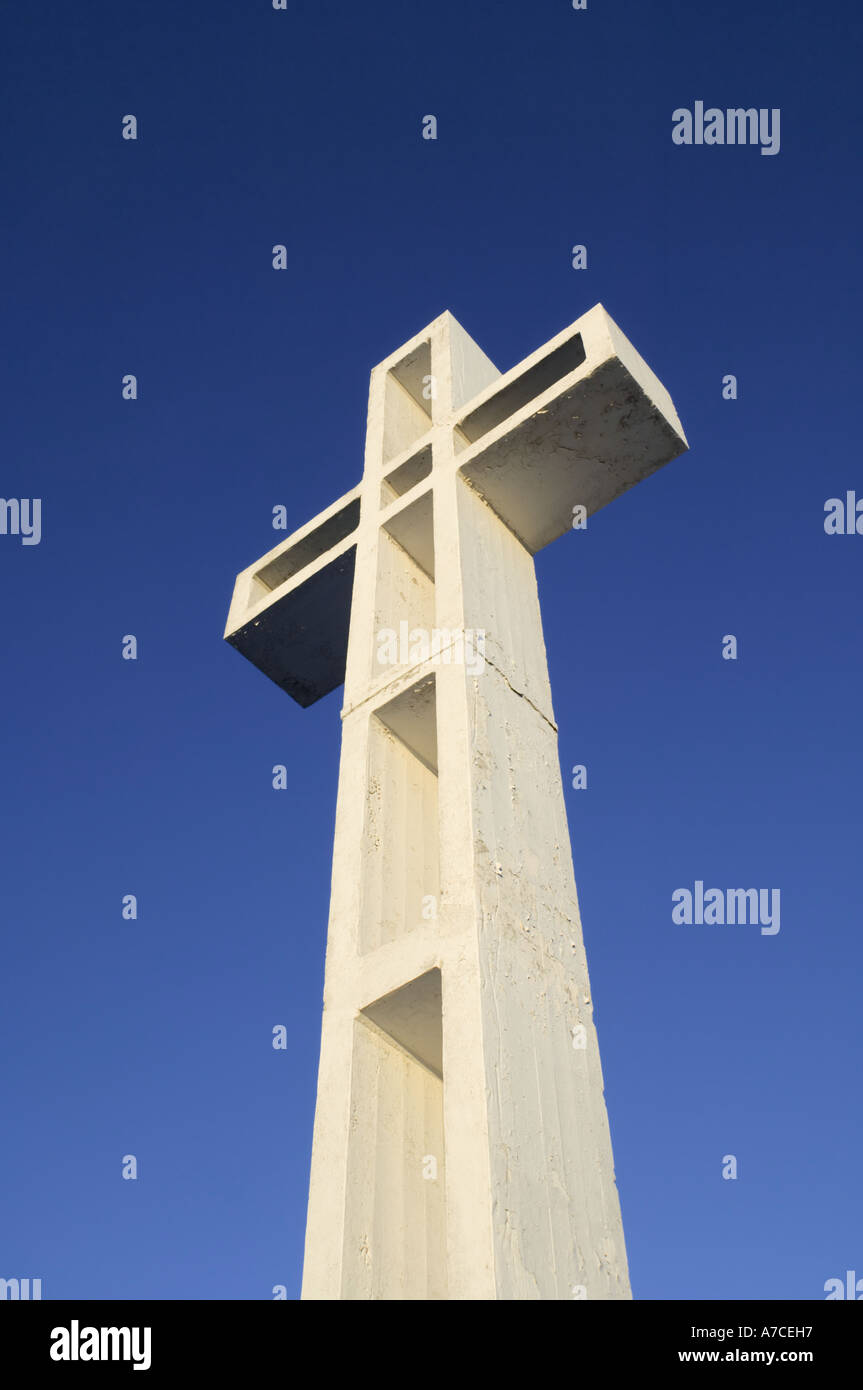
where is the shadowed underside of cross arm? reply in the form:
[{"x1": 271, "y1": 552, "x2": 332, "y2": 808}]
[{"x1": 223, "y1": 487, "x2": 361, "y2": 706}]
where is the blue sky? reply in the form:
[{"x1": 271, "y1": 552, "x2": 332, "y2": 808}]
[{"x1": 2, "y1": 0, "x2": 861, "y2": 1300}]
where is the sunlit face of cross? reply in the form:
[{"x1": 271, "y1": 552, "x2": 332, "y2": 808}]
[{"x1": 224, "y1": 304, "x2": 687, "y2": 1303}]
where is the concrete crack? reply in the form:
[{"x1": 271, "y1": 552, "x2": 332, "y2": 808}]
[{"x1": 482, "y1": 653, "x2": 557, "y2": 733}]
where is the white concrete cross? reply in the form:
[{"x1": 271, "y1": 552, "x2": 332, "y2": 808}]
[{"x1": 225, "y1": 305, "x2": 687, "y2": 1300}]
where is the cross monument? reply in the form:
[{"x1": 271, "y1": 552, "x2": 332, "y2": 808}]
[{"x1": 224, "y1": 305, "x2": 687, "y2": 1300}]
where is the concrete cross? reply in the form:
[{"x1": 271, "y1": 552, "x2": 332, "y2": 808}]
[{"x1": 225, "y1": 305, "x2": 687, "y2": 1300}]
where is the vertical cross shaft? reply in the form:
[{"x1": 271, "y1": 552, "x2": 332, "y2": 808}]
[{"x1": 225, "y1": 306, "x2": 687, "y2": 1300}]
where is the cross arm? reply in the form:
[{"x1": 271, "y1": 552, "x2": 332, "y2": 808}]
[
  {"x1": 224, "y1": 485, "x2": 360, "y2": 707},
  {"x1": 456, "y1": 304, "x2": 688, "y2": 553}
]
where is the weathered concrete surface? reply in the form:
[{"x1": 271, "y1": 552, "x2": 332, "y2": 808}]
[{"x1": 225, "y1": 306, "x2": 688, "y2": 1299}]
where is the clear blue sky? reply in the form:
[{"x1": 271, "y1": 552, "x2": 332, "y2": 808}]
[{"x1": 2, "y1": 0, "x2": 861, "y2": 1300}]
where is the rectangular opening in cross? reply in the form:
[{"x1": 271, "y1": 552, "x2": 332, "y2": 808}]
[
  {"x1": 359, "y1": 677, "x2": 439, "y2": 954},
  {"x1": 383, "y1": 340, "x2": 433, "y2": 463},
  {"x1": 381, "y1": 490, "x2": 434, "y2": 579},
  {"x1": 457, "y1": 333, "x2": 586, "y2": 445},
  {"x1": 253, "y1": 496, "x2": 360, "y2": 592},
  {"x1": 374, "y1": 494, "x2": 435, "y2": 681},
  {"x1": 381, "y1": 445, "x2": 433, "y2": 507},
  {"x1": 347, "y1": 967, "x2": 446, "y2": 1298}
]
